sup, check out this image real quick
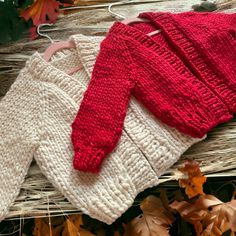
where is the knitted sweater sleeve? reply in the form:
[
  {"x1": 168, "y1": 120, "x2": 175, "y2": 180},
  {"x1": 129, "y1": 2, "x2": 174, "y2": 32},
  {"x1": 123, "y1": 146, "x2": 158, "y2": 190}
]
[
  {"x1": 72, "y1": 22, "x2": 234, "y2": 173},
  {"x1": 0, "y1": 73, "x2": 41, "y2": 220},
  {"x1": 72, "y1": 36, "x2": 134, "y2": 172}
]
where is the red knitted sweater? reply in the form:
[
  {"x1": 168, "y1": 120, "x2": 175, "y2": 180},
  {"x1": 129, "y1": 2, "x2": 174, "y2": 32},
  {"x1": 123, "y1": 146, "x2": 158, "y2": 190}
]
[{"x1": 72, "y1": 12, "x2": 236, "y2": 172}]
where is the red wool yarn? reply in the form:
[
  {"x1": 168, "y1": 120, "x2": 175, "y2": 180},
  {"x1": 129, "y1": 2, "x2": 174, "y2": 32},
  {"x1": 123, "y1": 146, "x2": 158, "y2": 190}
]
[{"x1": 72, "y1": 12, "x2": 236, "y2": 173}]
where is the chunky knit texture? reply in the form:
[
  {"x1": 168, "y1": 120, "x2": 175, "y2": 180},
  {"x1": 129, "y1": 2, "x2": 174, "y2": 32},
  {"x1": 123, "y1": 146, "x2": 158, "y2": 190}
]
[
  {"x1": 73, "y1": 34, "x2": 203, "y2": 175},
  {"x1": 72, "y1": 12, "x2": 236, "y2": 172},
  {"x1": 0, "y1": 34, "x2": 203, "y2": 224}
]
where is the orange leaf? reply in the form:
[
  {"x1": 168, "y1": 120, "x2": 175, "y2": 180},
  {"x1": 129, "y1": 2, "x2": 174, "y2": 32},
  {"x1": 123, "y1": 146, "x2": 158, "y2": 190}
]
[
  {"x1": 33, "y1": 218, "x2": 53, "y2": 236},
  {"x1": 62, "y1": 214, "x2": 95, "y2": 236},
  {"x1": 20, "y1": 0, "x2": 60, "y2": 26},
  {"x1": 124, "y1": 195, "x2": 174, "y2": 236},
  {"x1": 62, "y1": 219, "x2": 79, "y2": 236},
  {"x1": 170, "y1": 194, "x2": 236, "y2": 236},
  {"x1": 178, "y1": 160, "x2": 207, "y2": 198}
]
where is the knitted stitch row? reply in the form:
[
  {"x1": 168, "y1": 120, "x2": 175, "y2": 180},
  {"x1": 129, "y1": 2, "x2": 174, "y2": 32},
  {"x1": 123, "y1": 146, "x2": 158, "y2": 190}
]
[
  {"x1": 0, "y1": 34, "x2": 202, "y2": 224},
  {"x1": 72, "y1": 12, "x2": 236, "y2": 172}
]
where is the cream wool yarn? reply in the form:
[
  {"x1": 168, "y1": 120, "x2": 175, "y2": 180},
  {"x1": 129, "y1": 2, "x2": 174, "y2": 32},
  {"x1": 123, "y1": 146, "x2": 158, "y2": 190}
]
[
  {"x1": 0, "y1": 34, "x2": 202, "y2": 224},
  {"x1": 0, "y1": 45, "x2": 157, "y2": 224}
]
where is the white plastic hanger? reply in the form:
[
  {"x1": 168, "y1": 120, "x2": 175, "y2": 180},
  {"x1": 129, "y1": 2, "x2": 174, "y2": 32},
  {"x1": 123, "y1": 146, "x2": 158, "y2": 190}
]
[
  {"x1": 108, "y1": 1, "x2": 162, "y2": 36},
  {"x1": 38, "y1": 0, "x2": 162, "y2": 65},
  {"x1": 37, "y1": 24, "x2": 76, "y2": 62}
]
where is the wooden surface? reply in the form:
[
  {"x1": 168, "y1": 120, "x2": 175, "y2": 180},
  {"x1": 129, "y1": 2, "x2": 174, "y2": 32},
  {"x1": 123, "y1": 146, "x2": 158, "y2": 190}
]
[{"x1": 1, "y1": 0, "x2": 236, "y2": 219}]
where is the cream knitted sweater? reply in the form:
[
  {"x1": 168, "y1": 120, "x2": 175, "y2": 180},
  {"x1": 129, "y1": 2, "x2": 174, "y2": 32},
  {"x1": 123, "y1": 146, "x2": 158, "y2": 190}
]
[{"x1": 0, "y1": 34, "x2": 202, "y2": 224}]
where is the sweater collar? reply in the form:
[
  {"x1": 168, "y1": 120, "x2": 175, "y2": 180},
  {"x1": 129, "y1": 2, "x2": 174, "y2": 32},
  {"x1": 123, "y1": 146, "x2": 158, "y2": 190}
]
[
  {"x1": 71, "y1": 34, "x2": 104, "y2": 77},
  {"x1": 23, "y1": 34, "x2": 104, "y2": 104}
]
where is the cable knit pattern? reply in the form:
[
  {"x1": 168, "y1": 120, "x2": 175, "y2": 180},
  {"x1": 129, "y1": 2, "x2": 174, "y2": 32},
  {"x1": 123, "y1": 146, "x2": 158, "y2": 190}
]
[
  {"x1": 72, "y1": 12, "x2": 236, "y2": 172},
  {"x1": 0, "y1": 33, "x2": 202, "y2": 224}
]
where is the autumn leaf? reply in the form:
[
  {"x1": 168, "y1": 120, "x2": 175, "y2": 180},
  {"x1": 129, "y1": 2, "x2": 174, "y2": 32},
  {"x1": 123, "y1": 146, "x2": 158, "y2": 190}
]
[
  {"x1": 62, "y1": 214, "x2": 96, "y2": 236},
  {"x1": 19, "y1": 0, "x2": 61, "y2": 39},
  {"x1": 170, "y1": 199, "x2": 208, "y2": 235},
  {"x1": 178, "y1": 160, "x2": 207, "y2": 198},
  {"x1": 62, "y1": 219, "x2": 78, "y2": 236},
  {"x1": 20, "y1": 0, "x2": 60, "y2": 26},
  {"x1": 124, "y1": 195, "x2": 174, "y2": 236},
  {"x1": 170, "y1": 194, "x2": 236, "y2": 236},
  {"x1": 33, "y1": 218, "x2": 53, "y2": 236}
]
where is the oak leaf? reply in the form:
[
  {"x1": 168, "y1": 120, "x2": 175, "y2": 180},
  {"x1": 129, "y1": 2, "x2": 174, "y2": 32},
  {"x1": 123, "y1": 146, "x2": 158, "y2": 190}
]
[
  {"x1": 124, "y1": 195, "x2": 174, "y2": 236},
  {"x1": 170, "y1": 194, "x2": 236, "y2": 236},
  {"x1": 178, "y1": 160, "x2": 207, "y2": 198}
]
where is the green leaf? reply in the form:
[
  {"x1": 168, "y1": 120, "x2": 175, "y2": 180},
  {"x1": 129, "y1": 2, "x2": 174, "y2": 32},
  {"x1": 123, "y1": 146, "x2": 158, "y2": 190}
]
[{"x1": 0, "y1": 1, "x2": 29, "y2": 44}]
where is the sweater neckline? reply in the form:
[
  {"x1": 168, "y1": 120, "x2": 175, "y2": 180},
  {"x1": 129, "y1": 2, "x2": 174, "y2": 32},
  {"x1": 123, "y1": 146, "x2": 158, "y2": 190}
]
[
  {"x1": 24, "y1": 35, "x2": 98, "y2": 101},
  {"x1": 108, "y1": 13, "x2": 172, "y2": 49},
  {"x1": 26, "y1": 34, "x2": 102, "y2": 81}
]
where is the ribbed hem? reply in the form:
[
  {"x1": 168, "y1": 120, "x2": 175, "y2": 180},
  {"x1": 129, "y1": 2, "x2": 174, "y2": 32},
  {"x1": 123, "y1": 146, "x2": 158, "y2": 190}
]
[
  {"x1": 109, "y1": 18, "x2": 232, "y2": 137},
  {"x1": 37, "y1": 154, "x2": 138, "y2": 224},
  {"x1": 73, "y1": 146, "x2": 105, "y2": 173},
  {"x1": 72, "y1": 176, "x2": 137, "y2": 224},
  {"x1": 140, "y1": 12, "x2": 236, "y2": 113}
]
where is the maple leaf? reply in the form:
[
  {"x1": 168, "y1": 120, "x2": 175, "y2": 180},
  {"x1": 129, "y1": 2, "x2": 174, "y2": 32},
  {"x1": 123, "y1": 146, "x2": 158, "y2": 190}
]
[
  {"x1": 20, "y1": 0, "x2": 60, "y2": 27},
  {"x1": 124, "y1": 195, "x2": 174, "y2": 236},
  {"x1": 170, "y1": 194, "x2": 236, "y2": 236},
  {"x1": 178, "y1": 160, "x2": 207, "y2": 198}
]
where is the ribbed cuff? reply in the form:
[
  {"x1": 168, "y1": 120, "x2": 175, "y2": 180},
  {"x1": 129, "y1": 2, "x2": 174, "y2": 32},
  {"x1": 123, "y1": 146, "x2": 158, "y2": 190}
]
[{"x1": 73, "y1": 147, "x2": 105, "y2": 173}]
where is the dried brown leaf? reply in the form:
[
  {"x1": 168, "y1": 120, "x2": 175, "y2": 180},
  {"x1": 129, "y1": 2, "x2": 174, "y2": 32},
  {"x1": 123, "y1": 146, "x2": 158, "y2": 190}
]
[
  {"x1": 124, "y1": 195, "x2": 174, "y2": 236},
  {"x1": 62, "y1": 214, "x2": 95, "y2": 236},
  {"x1": 33, "y1": 218, "x2": 53, "y2": 236},
  {"x1": 170, "y1": 194, "x2": 236, "y2": 236}
]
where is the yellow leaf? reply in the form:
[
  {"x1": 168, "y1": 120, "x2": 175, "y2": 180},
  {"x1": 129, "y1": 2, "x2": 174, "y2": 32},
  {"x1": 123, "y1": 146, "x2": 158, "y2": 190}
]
[
  {"x1": 178, "y1": 160, "x2": 207, "y2": 198},
  {"x1": 124, "y1": 195, "x2": 174, "y2": 236}
]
